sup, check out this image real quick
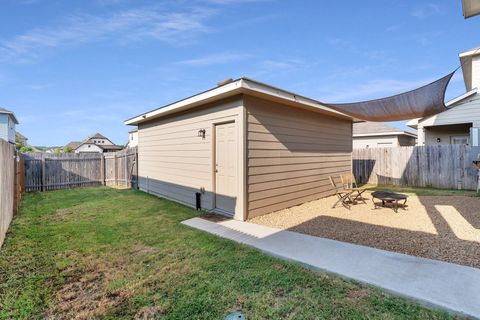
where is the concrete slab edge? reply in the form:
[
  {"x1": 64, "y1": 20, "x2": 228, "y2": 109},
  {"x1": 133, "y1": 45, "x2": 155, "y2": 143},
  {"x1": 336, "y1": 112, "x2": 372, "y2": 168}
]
[{"x1": 181, "y1": 217, "x2": 478, "y2": 319}]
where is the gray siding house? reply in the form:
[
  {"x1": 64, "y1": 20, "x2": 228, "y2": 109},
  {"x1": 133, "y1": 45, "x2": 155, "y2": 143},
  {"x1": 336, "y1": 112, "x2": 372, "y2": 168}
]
[
  {"x1": 125, "y1": 78, "x2": 353, "y2": 220},
  {"x1": 353, "y1": 122, "x2": 417, "y2": 149},
  {"x1": 0, "y1": 108, "x2": 18, "y2": 144},
  {"x1": 407, "y1": 48, "x2": 480, "y2": 146}
]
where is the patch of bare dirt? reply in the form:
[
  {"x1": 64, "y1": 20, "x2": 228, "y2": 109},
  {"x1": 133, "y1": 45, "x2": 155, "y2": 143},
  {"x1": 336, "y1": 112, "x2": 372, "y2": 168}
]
[
  {"x1": 134, "y1": 306, "x2": 164, "y2": 320},
  {"x1": 53, "y1": 207, "x2": 76, "y2": 221},
  {"x1": 47, "y1": 256, "x2": 132, "y2": 320},
  {"x1": 250, "y1": 193, "x2": 480, "y2": 268},
  {"x1": 52, "y1": 205, "x2": 93, "y2": 221},
  {"x1": 130, "y1": 244, "x2": 157, "y2": 256},
  {"x1": 345, "y1": 287, "x2": 370, "y2": 303}
]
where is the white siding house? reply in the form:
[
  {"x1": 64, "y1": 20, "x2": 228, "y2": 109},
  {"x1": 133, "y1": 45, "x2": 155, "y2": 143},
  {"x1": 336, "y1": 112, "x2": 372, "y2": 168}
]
[
  {"x1": 407, "y1": 48, "x2": 480, "y2": 146},
  {"x1": 127, "y1": 128, "x2": 138, "y2": 147},
  {"x1": 65, "y1": 133, "x2": 122, "y2": 153},
  {"x1": 0, "y1": 108, "x2": 18, "y2": 144},
  {"x1": 353, "y1": 122, "x2": 416, "y2": 148}
]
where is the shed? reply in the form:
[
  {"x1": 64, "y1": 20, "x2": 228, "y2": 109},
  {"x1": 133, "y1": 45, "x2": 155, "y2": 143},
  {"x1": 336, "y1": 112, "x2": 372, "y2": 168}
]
[{"x1": 124, "y1": 78, "x2": 353, "y2": 220}]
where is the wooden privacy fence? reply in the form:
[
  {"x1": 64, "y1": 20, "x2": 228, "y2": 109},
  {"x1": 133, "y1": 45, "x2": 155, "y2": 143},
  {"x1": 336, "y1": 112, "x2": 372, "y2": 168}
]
[
  {"x1": 25, "y1": 153, "x2": 103, "y2": 192},
  {"x1": 353, "y1": 145, "x2": 480, "y2": 190},
  {"x1": 1, "y1": 139, "x2": 24, "y2": 248},
  {"x1": 24, "y1": 147, "x2": 137, "y2": 192},
  {"x1": 104, "y1": 147, "x2": 138, "y2": 188}
]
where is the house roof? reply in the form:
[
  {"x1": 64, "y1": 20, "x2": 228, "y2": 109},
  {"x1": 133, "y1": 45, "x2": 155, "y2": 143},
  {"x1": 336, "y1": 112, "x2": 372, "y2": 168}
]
[
  {"x1": 66, "y1": 132, "x2": 121, "y2": 151},
  {"x1": 87, "y1": 132, "x2": 108, "y2": 140},
  {"x1": 462, "y1": 0, "x2": 480, "y2": 18},
  {"x1": 65, "y1": 141, "x2": 82, "y2": 149},
  {"x1": 124, "y1": 77, "x2": 353, "y2": 125},
  {"x1": 97, "y1": 144, "x2": 123, "y2": 150},
  {"x1": 353, "y1": 122, "x2": 417, "y2": 138},
  {"x1": 0, "y1": 107, "x2": 19, "y2": 124}
]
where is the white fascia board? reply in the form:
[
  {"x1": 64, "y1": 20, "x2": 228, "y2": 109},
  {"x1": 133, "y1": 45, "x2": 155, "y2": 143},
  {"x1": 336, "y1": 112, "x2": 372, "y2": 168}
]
[
  {"x1": 445, "y1": 88, "x2": 478, "y2": 107},
  {"x1": 124, "y1": 78, "x2": 353, "y2": 125},
  {"x1": 459, "y1": 47, "x2": 480, "y2": 58},
  {"x1": 406, "y1": 118, "x2": 419, "y2": 129},
  {"x1": 124, "y1": 80, "x2": 243, "y2": 125},
  {"x1": 240, "y1": 79, "x2": 351, "y2": 118},
  {"x1": 353, "y1": 132, "x2": 417, "y2": 138}
]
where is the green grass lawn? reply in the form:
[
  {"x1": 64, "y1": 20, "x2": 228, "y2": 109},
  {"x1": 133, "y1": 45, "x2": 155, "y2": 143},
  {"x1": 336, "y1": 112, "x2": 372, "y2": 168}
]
[{"x1": 0, "y1": 187, "x2": 457, "y2": 319}]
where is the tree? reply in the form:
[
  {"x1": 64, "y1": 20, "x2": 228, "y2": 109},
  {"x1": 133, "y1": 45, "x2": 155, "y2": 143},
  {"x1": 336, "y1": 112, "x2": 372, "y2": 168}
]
[
  {"x1": 63, "y1": 146, "x2": 73, "y2": 153},
  {"x1": 19, "y1": 146, "x2": 33, "y2": 153}
]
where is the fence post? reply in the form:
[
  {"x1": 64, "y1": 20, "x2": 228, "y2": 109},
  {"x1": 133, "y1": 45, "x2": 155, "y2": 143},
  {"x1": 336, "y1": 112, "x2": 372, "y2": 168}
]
[
  {"x1": 100, "y1": 154, "x2": 105, "y2": 186},
  {"x1": 114, "y1": 153, "x2": 117, "y2": 186},
  {"x1": 135, "y1": 148, "x2": 138, "y2": 189},
  {"x1": 41, "y1": 153, "x2": 46, "y2": 192},
  {"x1": 124, "y1": 151, "x2": 128, "y2": 187}
]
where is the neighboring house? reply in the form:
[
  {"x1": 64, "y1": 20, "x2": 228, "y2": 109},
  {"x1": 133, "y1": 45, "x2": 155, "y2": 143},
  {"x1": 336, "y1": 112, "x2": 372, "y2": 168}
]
[
  {"x1": 125, "y1": 78, "x2": 353, "y2": 221},
  {"x1": 407, "y1": 48, "x2": 480, "y2": 146},
  {"x1": 462, "y1": 0, "x2": 480, "y2": 19},
  {"x1": 0, "y1": 107, "x2": 18, "y2": 144},
  {"x1": 65, "y1": 133, "x2": 122, "y2": 153},
  {"x1": 126, "y1": 128, "x2": 138, "y2": 148},
  {"x1": 64, "y1": 141, "x2": 82, "y2": 151},
  {"x1": 353, "y1": 122, "x2": 417, "y2": 149},
  {"x1": 15, "y1": 132, "x2": 28, "y2": 145}
]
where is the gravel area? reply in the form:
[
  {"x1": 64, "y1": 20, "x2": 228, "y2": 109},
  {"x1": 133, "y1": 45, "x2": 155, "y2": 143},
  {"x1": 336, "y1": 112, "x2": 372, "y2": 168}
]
[{"x1": 250, "y1": 191, "x2": 480, "y2": 269}]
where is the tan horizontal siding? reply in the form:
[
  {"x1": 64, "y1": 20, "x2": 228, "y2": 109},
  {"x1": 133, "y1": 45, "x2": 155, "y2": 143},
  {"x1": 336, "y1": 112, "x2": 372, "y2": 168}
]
[
  {"x1": 138, "y1": 96, "x2": 243, "y2": 211},
  {"x1": 248, "y1": 164, "x2": 352, "y2": 184},
  {"x1": 249, "y1": 155, "x2": 351, "y2": 166},
  {"x1": 245, "y1": 95, "x2": 352, "y2": 219},
  {"x1": 249, "y1": 160, "x2": 351, "y2": 175},
  {"x1": 248, "y1": 172, "x2": 346, "y2": 193},
  {"x1": 248, "y1": 188, "x2": 334, "y2": 218}
]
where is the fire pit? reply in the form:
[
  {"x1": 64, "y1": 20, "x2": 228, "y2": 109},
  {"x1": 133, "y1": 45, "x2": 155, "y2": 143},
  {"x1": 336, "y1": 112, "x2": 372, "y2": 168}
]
[{"x1": 371, "y1": 191, "x2": 408, "y2": 213}]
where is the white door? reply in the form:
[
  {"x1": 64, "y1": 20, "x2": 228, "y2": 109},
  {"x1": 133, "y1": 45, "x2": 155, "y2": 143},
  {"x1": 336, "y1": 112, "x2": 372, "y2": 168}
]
[{"x1": 215, "y1": 122, "x2": 237, "y2": 215}]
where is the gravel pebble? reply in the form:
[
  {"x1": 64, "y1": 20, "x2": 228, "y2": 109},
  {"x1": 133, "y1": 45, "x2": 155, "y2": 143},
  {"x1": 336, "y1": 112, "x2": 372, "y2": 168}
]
[{"x1": 250, "y1": 192, "x2": 480, "y2": 268}]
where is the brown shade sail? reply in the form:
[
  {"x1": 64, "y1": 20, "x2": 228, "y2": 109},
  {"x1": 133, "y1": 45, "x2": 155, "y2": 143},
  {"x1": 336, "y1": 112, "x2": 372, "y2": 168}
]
[{"x1": 324, "y1": 72, "x2": 455, "y2": 121}]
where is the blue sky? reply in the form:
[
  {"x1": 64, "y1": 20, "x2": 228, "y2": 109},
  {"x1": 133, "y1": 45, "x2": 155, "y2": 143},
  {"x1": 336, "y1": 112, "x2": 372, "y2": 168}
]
[{"x1": 1, "y1": 0, "x2": 479, "y2": 146}]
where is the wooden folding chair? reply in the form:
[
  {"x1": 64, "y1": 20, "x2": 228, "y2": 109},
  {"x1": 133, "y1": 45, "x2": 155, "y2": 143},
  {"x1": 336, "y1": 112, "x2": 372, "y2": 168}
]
[
  {"x1": 340, "y1": 173, "x2": 367, "y2": 205},
  {"x1": 329, "y1": 176, "x2": 354, "y2": 209}
]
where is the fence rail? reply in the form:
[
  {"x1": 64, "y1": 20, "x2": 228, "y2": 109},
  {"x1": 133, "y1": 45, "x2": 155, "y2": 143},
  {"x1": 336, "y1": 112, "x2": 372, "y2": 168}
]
[
  {"x1": 353, "y1": 145, "x2": 480, "y2": 190},
  {"x1": 24, "y1": 147, "x2": 137, "y2": 192}
]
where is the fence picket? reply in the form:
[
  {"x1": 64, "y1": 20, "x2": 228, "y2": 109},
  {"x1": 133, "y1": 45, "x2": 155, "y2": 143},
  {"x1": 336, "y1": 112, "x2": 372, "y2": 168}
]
[
  {"x1": 23, "y1": 147, "x2": 137, "y2": 192},
  {"x1": 353, "y1": 145, "x2": 480, "y2": 190}
]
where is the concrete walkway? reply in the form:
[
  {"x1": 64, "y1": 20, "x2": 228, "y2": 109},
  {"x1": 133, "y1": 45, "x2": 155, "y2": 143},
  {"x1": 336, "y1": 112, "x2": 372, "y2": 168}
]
[{"x1": 182, "y1": 217, "x2": 480, "y2": 319}]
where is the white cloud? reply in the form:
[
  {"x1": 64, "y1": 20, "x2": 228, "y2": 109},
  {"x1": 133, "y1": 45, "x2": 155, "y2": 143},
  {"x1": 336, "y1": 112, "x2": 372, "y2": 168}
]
[
  {"x1": 23, "y1": 83, "x2": 53, "y2": 90},
  {"x1": 0, "y1": 6, "x2": 216, "y2": 63},
  {"x1": 176, "y1": 52, "x2": 252, "y2": 66},
  {"x1": 412, "y1": 3, "x2": 441, "y2": 19}
]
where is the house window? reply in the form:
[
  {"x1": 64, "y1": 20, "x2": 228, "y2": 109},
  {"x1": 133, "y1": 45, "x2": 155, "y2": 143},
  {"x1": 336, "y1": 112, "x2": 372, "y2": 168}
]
[{"x1": 451, "y1": 136, "x2": 469, "y2": 145}]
